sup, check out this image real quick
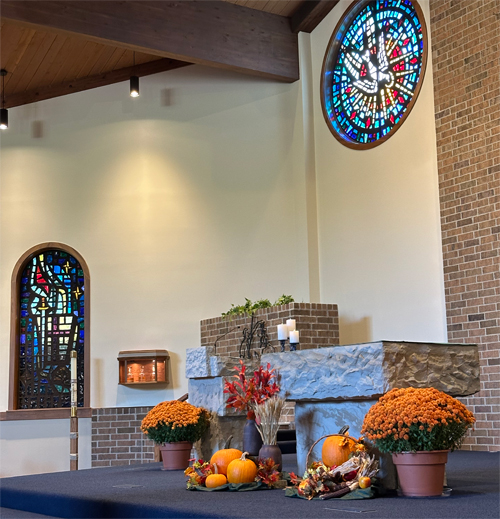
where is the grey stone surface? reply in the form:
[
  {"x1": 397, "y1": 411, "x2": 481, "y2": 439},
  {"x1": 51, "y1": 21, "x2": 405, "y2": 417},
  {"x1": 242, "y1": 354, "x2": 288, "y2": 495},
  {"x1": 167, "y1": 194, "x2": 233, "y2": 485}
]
[
  {"x1": 294, "y1": 401, "x2": 397, "y2": 489},
  {"x1": 188, "y1": 377, "x2": 229, "y2": 416},
  {"x1": 186, "y1": 348, "x2": 260, "y2": 379},
  {"x1": 185, "y1": 346, "x2": 214, "y2": 379},
  {"x1": 209, "y1": 356, "x2": 260, "y2": 377},
  {"x1": 262, "y1": 341, "x2": 480, "y2": 401},
  {"x1": 194, "y1": 414, "x2": 247, "y2": 461}
]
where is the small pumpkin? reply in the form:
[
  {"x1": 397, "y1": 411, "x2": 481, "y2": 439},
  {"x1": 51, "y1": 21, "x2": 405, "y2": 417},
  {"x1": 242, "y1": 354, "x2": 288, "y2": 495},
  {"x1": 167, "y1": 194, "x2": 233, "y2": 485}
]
[
  {"x1": 205, "y1": 466, "x2": 228, "y2": 488},
  {"x1": 321, "y1": 434, "x2": 358, "y2": 467},
  {"x1": 226, "y1": 452, "x2": 258, "y2": 484},
  {"x1": 210, "y1": 444, "x2": 243, "y2": 476}
]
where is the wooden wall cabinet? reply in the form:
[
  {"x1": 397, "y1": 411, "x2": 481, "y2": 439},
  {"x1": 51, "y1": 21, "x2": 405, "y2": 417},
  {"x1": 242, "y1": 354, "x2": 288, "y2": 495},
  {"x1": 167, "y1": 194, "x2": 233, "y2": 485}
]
[{"x1": 118, "y1": 350, "x2": 169, "y2": 386}]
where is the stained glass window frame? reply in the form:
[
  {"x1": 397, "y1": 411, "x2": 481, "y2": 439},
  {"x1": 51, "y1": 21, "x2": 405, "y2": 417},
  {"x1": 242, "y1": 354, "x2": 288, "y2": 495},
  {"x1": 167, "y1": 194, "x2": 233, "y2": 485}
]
[
  {"x1": 320, "y1": 0, "x2": 428, "y2": 150},
  {"x1": 8, "y1": 243, "x2": 90, "y2": 416}
]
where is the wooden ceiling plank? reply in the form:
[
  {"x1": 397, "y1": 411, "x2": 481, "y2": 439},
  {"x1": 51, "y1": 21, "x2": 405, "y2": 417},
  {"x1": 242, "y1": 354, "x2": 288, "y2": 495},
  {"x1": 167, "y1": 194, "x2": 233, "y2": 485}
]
[
  {"x1": 290, "y1": 0, "x2": 340, "y2": 34},
  {"x1": 1, "y1": 0, "x2": 299, "y2": 82},
  {"x1": 4, "y1": 30, "x2": 51, "y2": 94},
  {"x1": 275, "y1": 1, "x2": 304, "y2": 17},
  {"x1": 1, "y1": 26, "x2": 37, "y2": 87},
  {"x1": 88, "y1": 45, "x2": 119, "y2": 76},
  {"x1": 24, "y1": 33, "x2": 67, "y2": 92},
  {"x1": 44, "y1": 37, "x2": 81, "y2": 87},
  {"x1": 26, "y1": 34, "x2": 66, "y2": 90},
  {"x1": 57, "y1": 39, "x2": 90, "y2": 83},
  {"x1": 13, "y1": 32, "x2": 58, "y2": 93},
  {"x1": 0, "y1": 24, "x2": 25, "y2": 66},
  {"x1": 71, "y1": 41, "x2": 105, "y2": 80},
  {"x1": 5, "y1": 58, "x2": 191, "y2": 108},
  {"x1": 100, "y1": 48, "x2": 129, "y2": 75},
  {"x1": 112, "y1": 49, "x2": 135, "y2": 72}
]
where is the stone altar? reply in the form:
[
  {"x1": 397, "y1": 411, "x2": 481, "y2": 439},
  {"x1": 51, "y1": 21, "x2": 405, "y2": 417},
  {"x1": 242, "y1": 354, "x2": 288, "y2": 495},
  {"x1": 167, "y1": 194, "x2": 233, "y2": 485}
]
[
  {"x1": 186, "y1": 340, "x2": 480, "y2": 488},
  {"x1": 262, "y1": 341, "x2": 480, "y2": 487}
]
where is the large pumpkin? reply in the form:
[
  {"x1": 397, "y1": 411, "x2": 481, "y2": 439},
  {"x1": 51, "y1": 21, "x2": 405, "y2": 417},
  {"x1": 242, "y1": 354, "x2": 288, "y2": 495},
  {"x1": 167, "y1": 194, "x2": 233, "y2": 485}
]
[
  {"x1": 321, "y1": 434, "x2": 358, "y2": 467},
  {"x1": 210, "y1": 448, "x2": 243, "y2": 476},
  {"x1": 226, "y1": 452, "x2": 258, "y2": 484}
]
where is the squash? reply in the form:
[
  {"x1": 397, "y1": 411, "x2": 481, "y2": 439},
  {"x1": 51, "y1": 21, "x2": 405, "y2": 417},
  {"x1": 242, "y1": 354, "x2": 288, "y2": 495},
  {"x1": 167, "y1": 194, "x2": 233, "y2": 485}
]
[
  {"x1": 226, "y1": 452, "x2": 258, "y2": 484},
  {"x1": 210, "y1": 441, "x2": 243, "y2": 476},
  {"x1": 206, "y1": 467, "x2": 228, "y2": 488},
  {"x1": 321, "y1": 434, "x2": 358, "y2": 468}
]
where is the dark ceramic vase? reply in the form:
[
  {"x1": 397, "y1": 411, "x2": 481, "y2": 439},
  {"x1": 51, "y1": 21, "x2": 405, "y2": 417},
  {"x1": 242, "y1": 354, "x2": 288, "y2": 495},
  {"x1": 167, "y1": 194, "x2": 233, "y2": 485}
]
[
  {"x1": 243, "y1": 419, "x2": 262, "y2": 456},
  {"x1": 258, "y1": 444, "x2": 282, "y2": 472}
]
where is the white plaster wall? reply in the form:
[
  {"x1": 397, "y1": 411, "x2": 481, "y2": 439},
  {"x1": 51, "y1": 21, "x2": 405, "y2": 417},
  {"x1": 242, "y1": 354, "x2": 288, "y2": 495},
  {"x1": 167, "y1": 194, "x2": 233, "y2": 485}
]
[
  {"x1": 0, "y1": 6, "x2": 449, "y2": 475},
  {"x1": 0, "y1": 65, "x2": 311, "y2": 475},
  {"x1": 0, "y1": 419, "x2": 92, "y2": 477},
  {"x1": 310, "y1": 0, "x2": 447, "y2": 345}
]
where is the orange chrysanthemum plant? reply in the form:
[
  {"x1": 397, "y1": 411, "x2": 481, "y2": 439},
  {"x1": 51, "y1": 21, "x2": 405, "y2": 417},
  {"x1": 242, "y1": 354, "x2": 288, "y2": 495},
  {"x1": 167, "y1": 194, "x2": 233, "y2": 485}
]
[
  {"x1": 141, "y1": 400, "x2": 210, "y2": 444},
  {"x1": 361, "y1": 387, "x2": 475, "y2": 454}
]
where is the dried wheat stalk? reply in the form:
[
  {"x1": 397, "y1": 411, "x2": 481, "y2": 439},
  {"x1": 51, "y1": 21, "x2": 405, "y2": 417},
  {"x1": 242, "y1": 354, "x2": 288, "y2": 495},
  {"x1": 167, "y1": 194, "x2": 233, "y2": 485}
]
[{"x1": 254, "y1": 396, "x2": 285, "y2": 445}]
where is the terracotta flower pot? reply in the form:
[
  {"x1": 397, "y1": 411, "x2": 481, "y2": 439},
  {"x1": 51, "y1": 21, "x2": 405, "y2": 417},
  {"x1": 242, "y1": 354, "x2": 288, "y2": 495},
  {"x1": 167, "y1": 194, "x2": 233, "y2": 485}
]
[
  {"x1": 392, "y1": 450, "x2": 449, "y2": 497},
  {"x1": 158, "y1": 441, "x2": 193, "y2": 470}
]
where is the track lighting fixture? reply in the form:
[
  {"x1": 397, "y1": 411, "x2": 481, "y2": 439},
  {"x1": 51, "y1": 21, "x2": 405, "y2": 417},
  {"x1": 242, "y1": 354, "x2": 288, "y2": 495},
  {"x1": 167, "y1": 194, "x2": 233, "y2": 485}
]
[
  {"x1": 130, "y1": 52, "x2": 139, "y2": 97},
  {"x1": 130, "y1": 75, "x2": 139, "y2": 98},
  {"x1": 1, "y1": 69, "x2": 8, "y2": 130}
]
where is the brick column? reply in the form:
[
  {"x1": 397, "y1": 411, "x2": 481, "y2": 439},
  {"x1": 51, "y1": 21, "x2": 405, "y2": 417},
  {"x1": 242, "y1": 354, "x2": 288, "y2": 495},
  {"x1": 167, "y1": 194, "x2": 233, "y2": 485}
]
[{"x1": 430, "y1": 0, "x2": 499, "y2": 451}]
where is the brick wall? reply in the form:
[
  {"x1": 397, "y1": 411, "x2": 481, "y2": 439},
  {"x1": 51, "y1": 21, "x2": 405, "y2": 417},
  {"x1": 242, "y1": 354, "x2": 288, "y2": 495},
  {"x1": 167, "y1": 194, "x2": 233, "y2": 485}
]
[
  {"x1": 200, "y1": 302, "x2": 339, "y2": 357},
  {"x1": 91, "y1": 407, "x2": 155, "y2": 467},
  {"x1": 430, "y1": 0, "x2": 499, "y2": 451}
]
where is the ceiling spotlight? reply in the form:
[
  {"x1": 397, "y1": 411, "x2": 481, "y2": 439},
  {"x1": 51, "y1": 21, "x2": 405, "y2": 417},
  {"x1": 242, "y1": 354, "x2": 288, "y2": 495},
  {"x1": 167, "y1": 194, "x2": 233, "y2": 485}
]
[
  {"x1": 130, "y1": 75, "x2": 139, "y2": 98},
  {"x1": 0, "y1": 69, "x2": 8, "y2": 130},
  {"x1": 130, "y1": 51, "x2": 139, "y2": 98}
]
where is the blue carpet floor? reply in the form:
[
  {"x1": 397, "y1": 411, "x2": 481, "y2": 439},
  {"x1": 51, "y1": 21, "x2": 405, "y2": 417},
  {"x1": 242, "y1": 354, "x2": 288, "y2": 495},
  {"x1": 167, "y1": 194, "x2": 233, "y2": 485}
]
[{"x1": 0, "y1": 451, "x2": 498, "y2": 519}]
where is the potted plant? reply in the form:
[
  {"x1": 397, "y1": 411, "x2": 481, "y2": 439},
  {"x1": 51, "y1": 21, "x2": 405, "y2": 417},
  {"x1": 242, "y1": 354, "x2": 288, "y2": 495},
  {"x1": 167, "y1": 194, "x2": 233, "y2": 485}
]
[
  {"x1": 141, "y1": 400, "x2": 210, "y2": 470},
  {"x1": 223, "y1": 360, "x2": 280, "y2": 455},
  {"x1": 361, "y1": 387, "x2": 475, "y2": 496}
]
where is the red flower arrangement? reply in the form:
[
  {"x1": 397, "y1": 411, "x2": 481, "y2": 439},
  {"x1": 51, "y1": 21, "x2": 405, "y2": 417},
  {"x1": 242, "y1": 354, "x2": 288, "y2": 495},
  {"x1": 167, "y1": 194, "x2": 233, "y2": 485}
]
[{"x1": 223, "y1": 360, "x2": 280, "y2": 419}]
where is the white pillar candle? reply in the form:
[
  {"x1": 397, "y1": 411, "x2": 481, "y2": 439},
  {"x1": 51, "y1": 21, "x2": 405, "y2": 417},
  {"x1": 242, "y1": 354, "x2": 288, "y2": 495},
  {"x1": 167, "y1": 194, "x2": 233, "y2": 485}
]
[
  {"x1": 71, "y1": 352, "x2": 77, "y2": 380},
  {"x1": 286, "y1": 319, "x2": 296, "y2": 331},
  {"x1": 277, "y1": 324, "x2": 289, "y2": 340},
  {"x1": 290, "y1": 330, "x2": 300, "y2": 344}
]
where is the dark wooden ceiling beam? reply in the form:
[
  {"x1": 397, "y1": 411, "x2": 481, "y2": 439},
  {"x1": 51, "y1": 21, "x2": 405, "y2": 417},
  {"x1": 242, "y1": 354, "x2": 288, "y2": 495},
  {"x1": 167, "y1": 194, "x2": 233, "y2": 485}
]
[
  {"x1": 290, "y1": 0, "x2": 340, "y2": 33},
  {"x1": 4, "y1": 58, "x2": 190, "y2": 108},
  {"x1": 1, "y1": 1, "x2": 299, "y2": 83}
]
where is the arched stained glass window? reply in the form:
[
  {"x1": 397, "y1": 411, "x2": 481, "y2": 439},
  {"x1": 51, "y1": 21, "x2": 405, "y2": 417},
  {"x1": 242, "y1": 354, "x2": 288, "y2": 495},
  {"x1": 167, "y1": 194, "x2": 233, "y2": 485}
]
[
  {"x1": 11, "y1": 244, "x2": 90, "y2": 411},
  {"x1": 321, "y1": 0, "x2": 427, "y2": 149}
]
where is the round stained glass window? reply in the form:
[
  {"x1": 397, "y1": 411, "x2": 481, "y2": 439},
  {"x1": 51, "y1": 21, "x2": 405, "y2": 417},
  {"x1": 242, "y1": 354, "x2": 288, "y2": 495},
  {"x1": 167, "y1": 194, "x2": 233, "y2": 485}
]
[{"x1": 321, "y1": 0, "x2": 428, "y2": 149}]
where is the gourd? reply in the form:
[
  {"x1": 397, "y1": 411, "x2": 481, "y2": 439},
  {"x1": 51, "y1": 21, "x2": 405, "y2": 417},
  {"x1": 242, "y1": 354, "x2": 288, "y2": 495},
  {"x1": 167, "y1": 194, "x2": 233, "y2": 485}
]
[
  {"x1": 210, "y1": 436, "x2": 243, "y2": 476},
  {"x1": 226, "y1": 452, "x2": 258, "y2": 484},
  {"x1": 321, "y1": 434, "x2": 358, "y2": 468},
  {"x1": 206, "y1": 473, "x2": 227, "y2": 488},
  {"x1": 206, "y1": 465, "x2": 228, "y2": 488}
]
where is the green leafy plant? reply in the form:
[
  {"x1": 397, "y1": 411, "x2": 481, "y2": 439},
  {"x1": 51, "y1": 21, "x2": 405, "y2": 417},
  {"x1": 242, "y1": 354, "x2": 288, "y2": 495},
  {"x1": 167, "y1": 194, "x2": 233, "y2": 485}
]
[
  {"x1": 361, "y1": 387, "x2": 475, "y2": 453},
  {"x1": 221, "y1": 295, "x2": 295, "y2": 319}
]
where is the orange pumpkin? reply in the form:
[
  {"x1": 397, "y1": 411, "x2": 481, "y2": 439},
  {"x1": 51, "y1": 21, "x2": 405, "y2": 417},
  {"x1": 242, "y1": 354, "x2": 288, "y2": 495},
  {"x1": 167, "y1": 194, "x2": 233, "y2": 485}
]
[
  {"x1": 226, "y1": 452, "x2": 258, "y2": 484},
  {"x1": 210, "y1": 448, "x2": 243, "y2": 476},
  {"x1": 321, "y1": 434, "x2": 358, "y2": 467},
  {"x1": 205, "y1": 473, "x2": 227, "y2": 488}
]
